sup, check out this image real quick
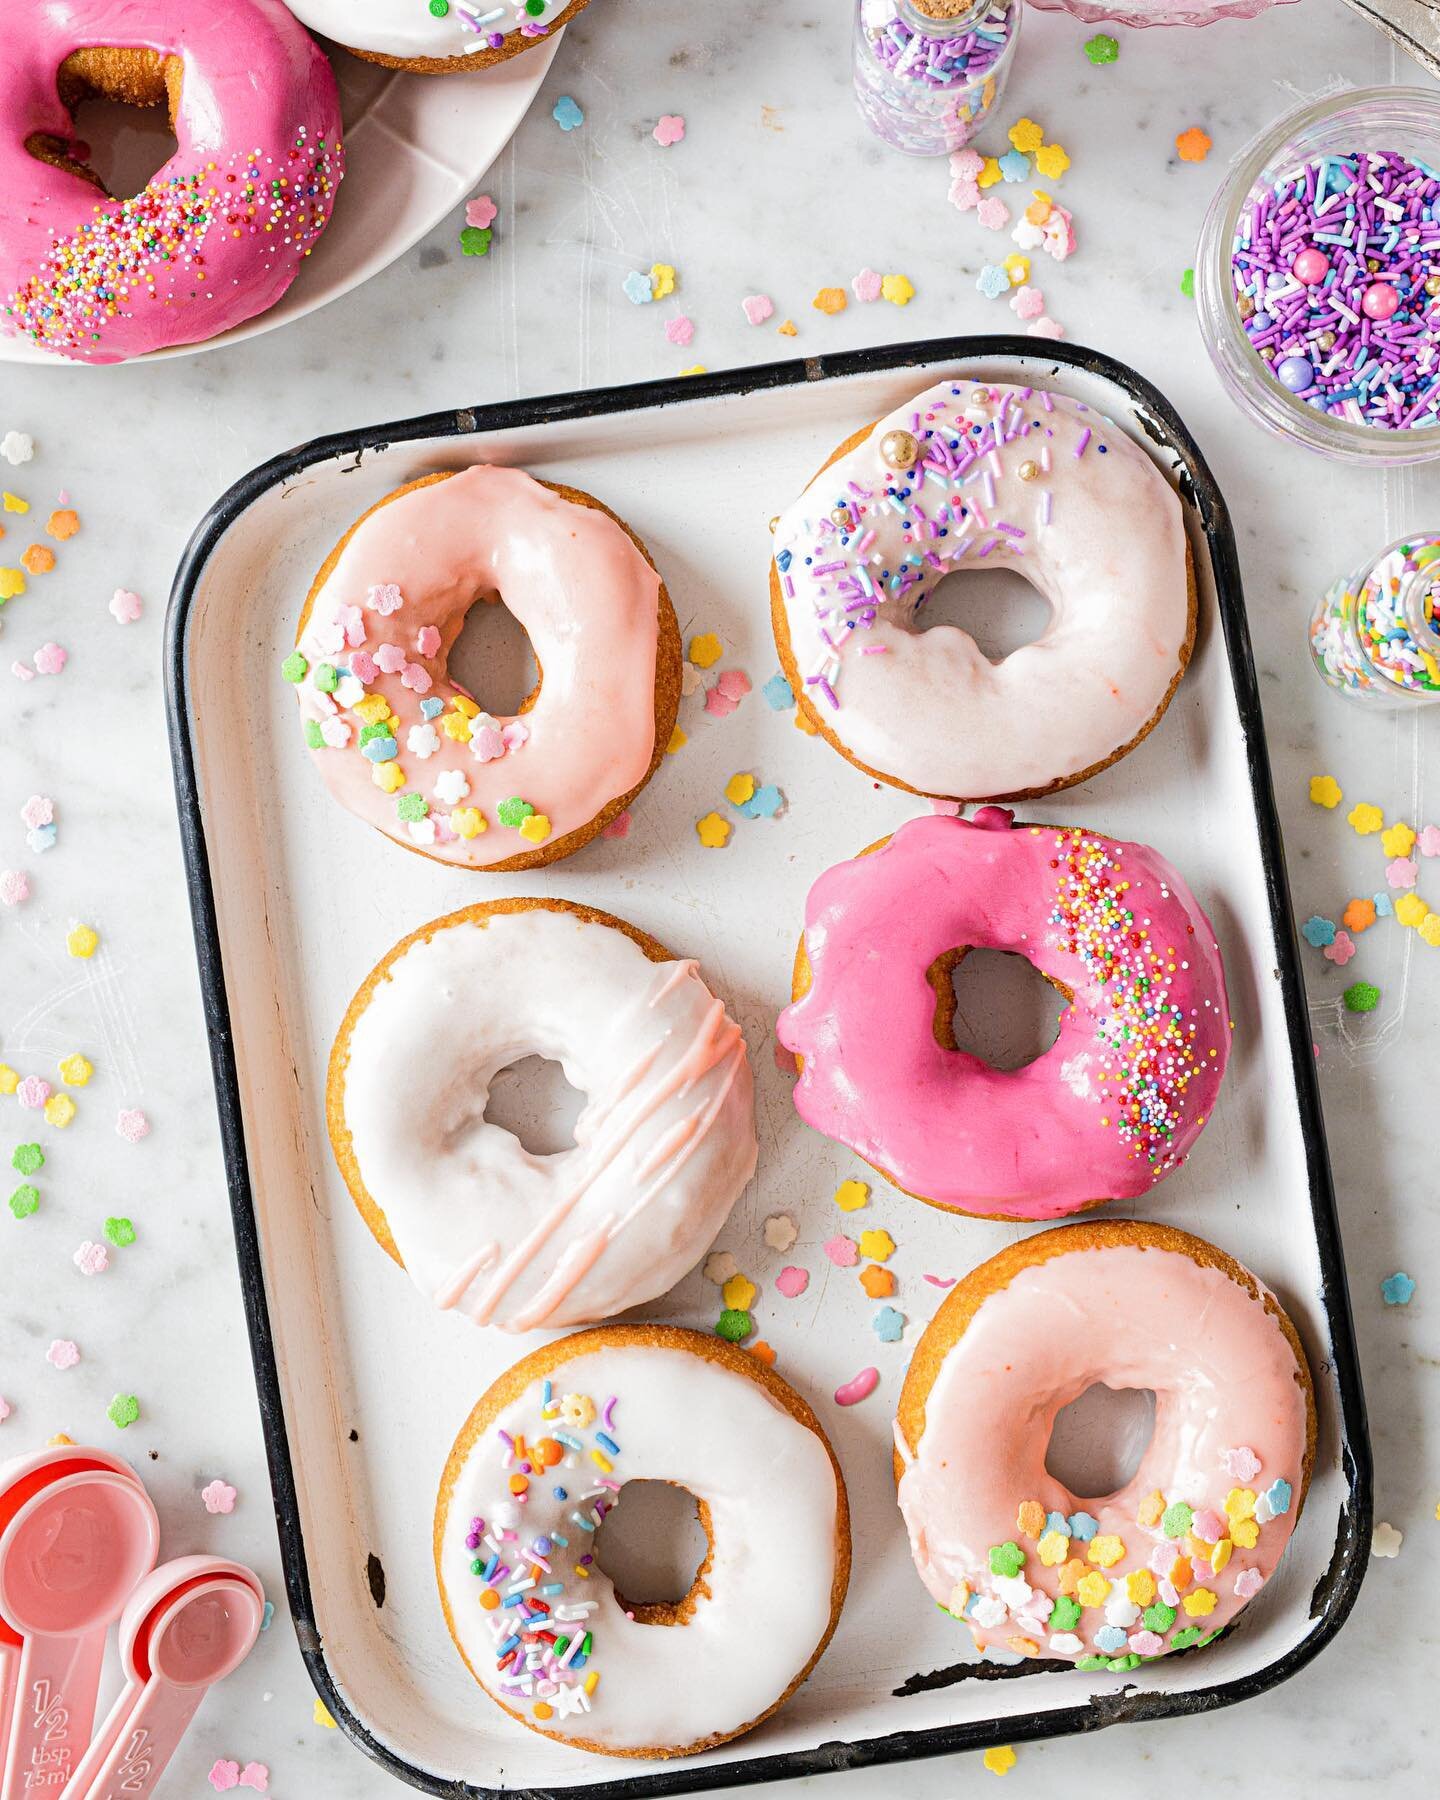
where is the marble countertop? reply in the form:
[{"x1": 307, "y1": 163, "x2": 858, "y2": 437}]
[{"x1": 0, "y1": 1, "x2": 1435, "y2": 1793}]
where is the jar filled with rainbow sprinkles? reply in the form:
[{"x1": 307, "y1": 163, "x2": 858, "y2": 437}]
[
  {"x1": 853, "y1": 0, "x2": 1022, "y2": 158},
  {"x1": 1309, "y1": 532, "x2": 1440, "y2": 706}
]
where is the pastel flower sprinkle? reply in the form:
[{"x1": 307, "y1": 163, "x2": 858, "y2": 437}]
[
  {"x1": 622, "y1": 270, "x2": 653, "y2": 305},
  {"x1": 742, "y1": 294, "x2": 774, "y2": 325},
  {"x1": 652, "y1": 115, "x2": 685, "y2": 147},
  {"x1": 74, "y1": 1241, "x2": 109, "y2": 1276},
  {"x1": 852, "y1": 267, "x2": 883, "y2": 302},
  {"x1": 107, "y1": 1393, "x2": 139, "y2": 1429},
  {"x1": 1372, "y1": 1521, "x2": 1403, "y2": 1558},
  {"x1": 1381, "y1": 1271, "x2": 1416, "y2": 1305},
  {"x1": 46, "y1": 1339, "x2": 79, "y2": 1370},
  {"x1": 465, "y1": 195, "x2": 498, "y2": 229},
  {"x1": 116, "y1": 1108, "x2": 150, "y2": 1142},
  {"x1": 552, "y1": 95, "x2": 584, "y2": 131},
  {"x1": 202, "y1": 1478, "x2": 238, "y2": 1515}
]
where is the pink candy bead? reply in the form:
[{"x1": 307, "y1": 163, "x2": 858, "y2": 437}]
[
  {"x1": 1291, "y1": 247, "x2": 1329, "y2": 285},
  {"x1": 1362, "y1": 281, "x2": 1401, "y2": 320}
]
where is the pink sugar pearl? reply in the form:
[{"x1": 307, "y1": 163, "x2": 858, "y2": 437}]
[
  {"x1": 1362, "y1": 281, "x2": 1401, "y2": 321},
  {"x1": 1291, "y1": 247, "x2": 1329, "y2": 285}
]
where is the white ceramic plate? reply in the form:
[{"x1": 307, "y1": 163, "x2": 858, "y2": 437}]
[{"x1": 0, "y1": 35, "x2": 560, "y2": 367}]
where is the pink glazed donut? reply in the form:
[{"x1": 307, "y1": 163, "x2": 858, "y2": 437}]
[
  {"x1": 1, "y1": 0, "x2": 344, "y2": 363},
  {"x1": 777, "y1": 809, "x2": 1231, "y2": 1219},
  {"x1": 895, "y1": 1221, "x2": 1316, "y2": 1670}
]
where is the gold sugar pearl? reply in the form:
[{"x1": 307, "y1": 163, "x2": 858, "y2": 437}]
[
  {"x1": 768, "y1": 515, "x2": 780, "y2": 533},
  {"x1": 1317, "y1": 330, "x2": 1336, "y2": 351},
  {"x1": 969, "y1": 387, "x2": 991, "y2": 406},
  {"x1": 1426, "y1": 274, "x2": 1440, "y2": 298},
  {"x1": 830, "y1": 505, "x2": 852, "y2": 527},
  {"x1": 880, "y1": 428, "x2": 919, "y2": 471},
  {"x1": 1017, "y1": 460, "x2": 1039, "y2": 481}
]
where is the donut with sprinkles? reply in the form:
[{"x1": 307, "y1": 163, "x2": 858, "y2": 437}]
[
  {"x1": 770, "y1": 378, "x2": 1195, "y2": 802},
  {"x1": 279, "y1": 0, "x2": 593, "y2": 73},
  {"x1": 778, "y1": 809, "x2": 1232, "y2": 1219},
  {"x1": 1, "y1": 1, "x2": 343, "y2": 363}
]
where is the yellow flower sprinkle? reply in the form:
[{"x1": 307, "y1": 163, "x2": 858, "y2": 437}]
[
  {"x1": 1034, "y1": 143, "x2": 1070, "y2": 179},
  {"x1": 0, "y1": 1065, "x2": 18, "y2": 1096},
  {"x1": 1182, "y1": 1587, "x2": 1218, "y2": 1617},
  {"x1": 881, "y1": 272, "x2": 915, "y2": 306},
  {"x1": 725, "y1": 772, "x2": 756, "y2": 806},
  {"x1": 1008, "y1": 117, "x2": 1044, "y2": 153},
  {"x1": 1037, "y1": 1530, "x2": 1069, "y2": 1567},
  {"x1": 1395, "y1": 892, "x2": 1429, "y2": 928},
  {"x1": 1381, "y1": 821, "x2": 1416, "y2": 858},
  {"x1": 451, "y1": 807, "x2": 486, "y2": 838},
  {"x1": 372, "y1": 762, "x2": 404, "y2": 793},
  {"x1": 43, "y1": 1095, "x2": 76, "y2": 1129},
  {"x1": 722, "y1": 1274, "x2": 757, "y2": 1311},
  {"x1": 650, "y1": 263, "x2": 676, "y2": 299},
  {"x1": 58, "y1": 1054, "x2": 93, "y2": 1087},
  {"x1": 313, "y1": 1700, "x2": 337, "y2": 1729},
  {"x1": 977, "y1": 155, "x2": 1003, "y2": 188},
  {"x1": 665, "y1": 725, "x2": 687, "y2": 754},
  {"x1": 66, "y1": 924, "x2": 99, "y2": 960},
  {"x1": 518, "y1": 814, "x2": 551, "y2": 845},
  {"x1": 1347, "y1": 801, "x2": 1384, "y2": 835},
  {"x1": 696, "y1": 811, "x2": 730, "y2": 848},
  {"x1": 833, "y1": 1178, "x2": 869, "y2": 1213},
  {"x1": 1309, "y1": 775, "x2": 1342, "y2": 808},
  {"x1": 857, "y1": 1227, "x2": 895, "y2": 1262},
  {"x1": 0, "y1": 568, "x2": 24, "y2": 601},
  {"x1": 688, "y1": 633, "x2": 723, "y2": 669},
  {"x1": 1087, "y1": 1533, "x2": 1125, "y2": 1568},
  {"x1": 983, "y1": 1746, "x2": 1017, "y2": 1777},
  {"x1": 1075, "y1": 1572, "x2": 1110, "y2": 1608}
]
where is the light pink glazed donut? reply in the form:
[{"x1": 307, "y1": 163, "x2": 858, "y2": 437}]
[
  {"x1": 1, "y1": 0, "x2": 343, "y2": 363},
  {"x1": 894, "y1": 1222, "x2": 1316, "y2": 1671},
  {"x1": 777, "y1": 809, "x2": 1231, "y2": 1218}
]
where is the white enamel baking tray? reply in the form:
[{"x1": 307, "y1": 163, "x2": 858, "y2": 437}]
[{"x1": 165, "y1": 339, "x2": 1371, "y2": 1796}]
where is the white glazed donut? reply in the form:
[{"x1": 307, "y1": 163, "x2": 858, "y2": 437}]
[
  {"x1": 327, "y1": 900, "x2": 758, "y2": 1331},
  {"x1": 279, "y1": 0, "x2": 590, "y2": 69},
  {"x1": 769, "y1": 379, "x2": 1195, "y2": 801},
  {"x1": 434, "y1": 1325, "x2": 851, "y2": 1757}
]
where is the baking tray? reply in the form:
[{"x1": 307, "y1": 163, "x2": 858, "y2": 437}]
[{"x1": 164, "y1": 338, "x2": 1373, "y2": 1796}]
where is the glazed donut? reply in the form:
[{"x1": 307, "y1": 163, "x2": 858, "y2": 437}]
[
  {"x1": 1, "y1": 2, "x2": 343, "y2": 364},
  {"x1": 894, "y1": 1221, "x2": 1315, "y2": 1670},
  {"x1": 288, "y1": 468, "x2": 680, "y2": 871},
  {"x1": 435, "y1": 1324, "x2": 850, "y2": 1757},
  {"x1": 777, "y1": 809, "x2": 1230, "y2": 1219},
  {"x1": 279, "y1": 0, "x2": 591, "y2": 72},
  {"x1": 328, "y1": 900, "x2": 757, "y2": 1330},
  {"x1": 769, "y1": 378, "x2": 1195, "y2": 801}
]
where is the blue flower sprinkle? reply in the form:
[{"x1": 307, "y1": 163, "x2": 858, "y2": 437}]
[
  {"x1": 1045, "y1": 1511, "x2": 1071, "y2": 1537},
  {"x1": 1301, "y1": 914, "x2": 1337, "y2": 947},
  {"x1": 552, "y1": 95, "x2": 584, "y2": 131},
  {"x1": 873, "y1": 1305, "x2": 905, "y2": 1342},
  {"x1": 739, "y1": 783, "x2": 784, "y2": 820},
  {"x1": 762, "y1": 672, "x2": 795, "y2": 710},
  {"x1": 420, "y1": 697, "x2": 445, "y2": 720},
  {"x1": 622, "y1": 269, "x2": 654, "y2": 305},
  {"x1": 1068, "y1": 1511, "x2": 1099, "y2": 1541},
  {"x1": 998, "y1": 149, "x2": 1031, "y2": 182},
  {"x1": 27, "y1": 824, "x2": 57, "y2": 854},
  {"x1": 1373, "y1": 891, "x2": 1395, "y2": 918},
  {"x1": 1265, "y1": 1477, "x2": 1292, "y2": 1516},
  {"x1": 1381, "y1": 1270, "x2": 1416, "y2": 1306},
  {"x1": 1094, "y1": 1625, "x2": 1129, "y2": 1653},
  {"x1": 261, "y1": 1601, "x2": 275, "y2": 1632},
  {"x1": 360, "y1": 735, "x2": 399, "y2": 762},
  {"x1": 976, "y1": 264, "x2": 1010, "y2": 300}
]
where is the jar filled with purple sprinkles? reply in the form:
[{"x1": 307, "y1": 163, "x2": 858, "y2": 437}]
[
  {"x1": 853, "y1": 0, "x2": 1022, "y2": 158},
  {"x1": 1197, "y1": 88, "x2": 1440, "y2": 465}
]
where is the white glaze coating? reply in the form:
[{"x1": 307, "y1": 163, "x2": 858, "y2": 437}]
[
  {"x1": 282, "y1": 0, "x2": 570, "y2": 59},
  {"x1": 437, "y1": 1341, "x2": 844, "y2": 1751},
  {"x1": 772, "y1": 380, "x2": 1191, "y2": 799},
  {"x1": 338, "y1": 907, "x2": 758, "y2": 1330}
]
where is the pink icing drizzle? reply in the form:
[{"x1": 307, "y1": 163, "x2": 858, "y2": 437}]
[
  {"x1": 2, "y1": 0, "x2": 343, "y2": 362},
  {"x1": 777, "y1": 812, "x2": 1231, "y2": 1218}
]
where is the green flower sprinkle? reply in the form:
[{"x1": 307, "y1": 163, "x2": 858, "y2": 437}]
[
  {"x1": 11, "y1": 1143, "x2": 43, "y2": 1176},
  {"x1": 1161, "y1": 1501, "x2": 1193, "y2": 1539},
  {"x1": 8, "y1": 1184, "x2": 39, "y2": 1220},
  {"x1": 281, "y1": 651, "x2": 308, "y2": 683},
  {"x1": 1084, "y1": 33, "x2": 1119, "y2": 64},
  {"x1": 496, "y1": 797, "x2": 534, "y2": 828},
  {"x1": 987, "y1": 1541, "x2": 1025, "y2": 1579},
  {"x1": 314, "y1": 663, "x2": 339, "y2": 693},
  {"x1": 1180, "y1": 267, "x2": 1195, "y2": 299},
  {"x1": 105, "y1": 1217, "x2": 136, "y2": 1248},
  {"x1": 1076, "y1": 1653, "x2": 1109, "y2": 1671},
  {"x1": 1107, "y1": 1653, "x2": 1142, "y2": 1672},
  {"x1": 107, "y1": 1393, "x2": 140, "y2": 1429},
  {"x1": 1343, "y1": 981, "x2": 1380, "y2": 1013},
  {"x1": 1170, "y1": 1626, "x2": 1205, "y2": 1649},
  {"x1": 1142, "y1": 1601, "x2": 1177, "y2": 1632},
  {"x1": 359, "y1": 722, "x2": 392, "y2": 745},
  {"x1": 460, "y1": 226, "x2": 492, "y2": 257},
  {"x1": 1050, "y1": 1595, "x2": 1082, "y2": 1631},
  {"x1": 304, "y1": 720, "x2": 325, "y2": 749},
  {"x1": 396, "y1": 794, "x2": 429, "y2": 822},
  {"x1": 714, "y1": 1308, "x2": 752, "y2": 1342}
]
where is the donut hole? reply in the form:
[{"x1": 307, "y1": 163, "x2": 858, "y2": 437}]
[
  {"x1": 481, "y1": 1056, "x2": 584, "y2": 1157},
  {"x1": 448, "y1": 594, "x2": 541, "y2": 719},
  {"x1": 592, "y1": 1480, "x2": 713, "y2": 1624},
  {"x1": 914, "y1": 566, "x2": 1052, "y2": 665},
  {"x1": 27, "y1": 50, "x2": 182, "y2": 201},
  {"x1": 1045, "y1": 1384, "x2": 1157, "y2": 1501},
  {"x1": 928, "y1": 947, "x2": 1068, "y2": 1070}
]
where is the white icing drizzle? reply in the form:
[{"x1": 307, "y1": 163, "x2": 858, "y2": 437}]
[
  {"x1": 437, "y1": 1341, "x2": 843, "y2": 1751},
  {"x1": 338, "y1": 907, "x2": 758, "y2": 1330}
]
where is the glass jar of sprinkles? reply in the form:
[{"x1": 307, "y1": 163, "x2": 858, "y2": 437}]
[
  {"x1": 1309, "y1": 532, "x2": 1440, "y2": 706},
  {"x1": 1196, "y1": 88, "x2": 1440, "y2": 465},
  {"x1": 853, "y1": 0, "x2": 1022, "y2": 158}
]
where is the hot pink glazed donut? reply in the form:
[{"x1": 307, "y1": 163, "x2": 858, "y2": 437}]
[
  {"x1": 777, "y1": 809, "x2": 1231, "y2": 1219},
  {"x1": 0, "y1": 0, "x2": 344, "y2": 363},
  {"x1": 895, "y1": 1221, "x2": 1316, "y2": 1670}
]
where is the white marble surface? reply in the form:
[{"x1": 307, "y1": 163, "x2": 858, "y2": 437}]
[{"x1": 0, "y1": 0, "x2": 1436, "y2": 1794}]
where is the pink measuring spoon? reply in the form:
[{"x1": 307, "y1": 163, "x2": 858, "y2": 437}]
[
  {"x1": 0, "y1": 1450, "x2": 150, "y2": 1792},
  {"x1": 60, "y1": 1557, "x2": 264, "y2": 1800},
  {"x1": 0, "y1": 1468, "x2": 159, "y2": 1799}
]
